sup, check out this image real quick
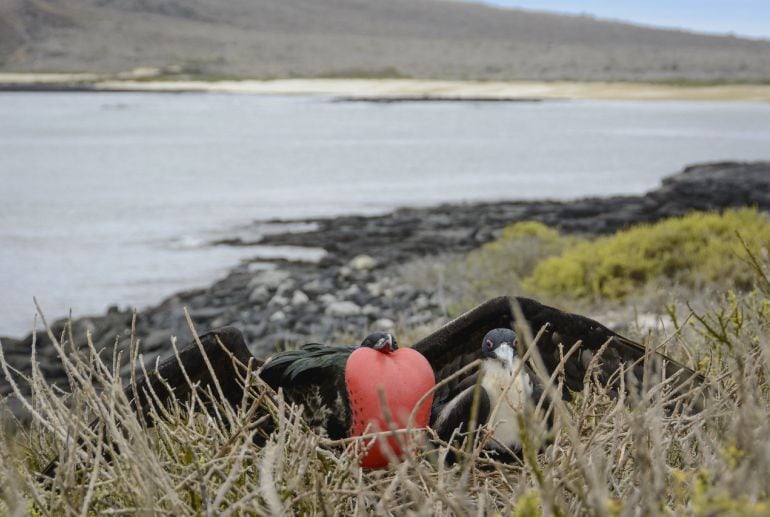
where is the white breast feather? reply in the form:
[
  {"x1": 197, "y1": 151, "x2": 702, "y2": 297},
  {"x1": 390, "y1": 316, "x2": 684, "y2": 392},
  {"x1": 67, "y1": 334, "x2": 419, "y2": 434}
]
[{"x1": 481, "y1": 357, "x2": 533, "y2": 452}]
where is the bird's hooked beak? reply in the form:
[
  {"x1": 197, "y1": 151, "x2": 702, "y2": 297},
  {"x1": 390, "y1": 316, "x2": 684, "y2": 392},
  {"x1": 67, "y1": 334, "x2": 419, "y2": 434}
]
[
  {"x1": 373, "y1": 333, "x2": 397, "y2": 352},
  {"x1": 484, "y1": 340, "x2": 518, "y2": 373}
]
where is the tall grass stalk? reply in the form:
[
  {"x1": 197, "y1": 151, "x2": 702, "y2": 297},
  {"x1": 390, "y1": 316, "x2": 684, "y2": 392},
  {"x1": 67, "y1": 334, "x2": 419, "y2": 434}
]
[{"x1": 1, "y1": 284, "x2": 769, "y2": 514}]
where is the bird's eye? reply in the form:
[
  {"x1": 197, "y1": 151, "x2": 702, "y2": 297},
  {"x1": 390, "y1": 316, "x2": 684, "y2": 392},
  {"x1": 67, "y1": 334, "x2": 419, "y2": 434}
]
[{"x1": 484, "y1": 339, "x2": 494, "y2": 350}]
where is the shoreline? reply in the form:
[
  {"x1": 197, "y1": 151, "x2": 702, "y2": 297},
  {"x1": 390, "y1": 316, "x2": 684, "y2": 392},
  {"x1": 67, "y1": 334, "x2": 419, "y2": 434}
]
[
  {"x1": 1, "y1": 75, "x2": 770, "y2": 102},
  {"x1": 1, "y1": 160, "x2": 768, "y2": 418},
  {"x1": 2, "y1": 161, "x2": 769, "y2": 421}
]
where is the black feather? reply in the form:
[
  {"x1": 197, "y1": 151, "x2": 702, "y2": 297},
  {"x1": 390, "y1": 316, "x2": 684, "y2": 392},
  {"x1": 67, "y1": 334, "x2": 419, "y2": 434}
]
[
  {"x1": 261, "y1": 344, "x2": 356, "y2": 386},
  {"x1": 435, "y1": 385, "x2": 490, "y2": 443},
  {"x1": 259, "y1": 343, "x2": 358, "y2": 439}
]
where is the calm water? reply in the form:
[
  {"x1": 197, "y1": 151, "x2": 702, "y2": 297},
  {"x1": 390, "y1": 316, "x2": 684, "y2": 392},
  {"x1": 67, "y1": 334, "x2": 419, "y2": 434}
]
[{"x1": 2, "y1": 92, "x2": 770, "y2": 336}]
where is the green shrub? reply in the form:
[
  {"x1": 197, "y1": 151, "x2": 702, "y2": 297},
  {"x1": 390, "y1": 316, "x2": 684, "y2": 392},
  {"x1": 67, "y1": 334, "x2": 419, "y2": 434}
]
[
  {"x1": 525, "y1": 209, "x2": 770, "y2": 300},
  {"x1": 446, "y1": 221, "x2": 580, "y2": 313},
  {"x1": 469, "y1": 221, "x2": 570, "y2": 280}
]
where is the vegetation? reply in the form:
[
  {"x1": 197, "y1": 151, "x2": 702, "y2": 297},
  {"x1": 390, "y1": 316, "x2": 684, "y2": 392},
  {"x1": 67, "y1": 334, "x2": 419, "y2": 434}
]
[
  {"x1": 442, "y1": 209, "x2": 770, "y2": 311},
  {"x1": 1, "y1": 280, "x2": 769, "y2": 514},
  {"x1": 1, "y1": 211, "x2": 770, "y2": 514},
  {"x1": 528, "y1": 209, "x2": 770, "y2": 300},
  {"x1": 425, "y1": 221, "x2": 577, "y2": 316}
]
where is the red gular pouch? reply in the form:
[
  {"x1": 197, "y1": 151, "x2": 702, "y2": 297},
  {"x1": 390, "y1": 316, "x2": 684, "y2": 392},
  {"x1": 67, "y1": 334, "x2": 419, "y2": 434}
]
[{"x1": 345, "y1": 346, "x2": 435, "y2": 468}]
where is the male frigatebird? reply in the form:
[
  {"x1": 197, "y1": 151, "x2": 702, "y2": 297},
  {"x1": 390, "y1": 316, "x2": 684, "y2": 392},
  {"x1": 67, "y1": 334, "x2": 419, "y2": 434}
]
[
  {"x1": 38, "y1": 296, "x2": 706, "y2": 476},
  {"x1": 40, "y1": 331, "x2": 436, "y2": 475},
  {"x1": 258, "y1": 332, "x2": 401, "y2": 440},
  {"x1": 259, "y1": 331, "x2": 435, "y2": 468}
]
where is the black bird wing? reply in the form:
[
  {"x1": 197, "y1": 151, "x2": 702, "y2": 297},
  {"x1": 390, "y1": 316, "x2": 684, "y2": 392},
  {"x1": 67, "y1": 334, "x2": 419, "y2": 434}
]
[
  {"x1": 434, "y1": 384, "x2": 490, "y2": 444},
  {"x1": 133, "y1": 326, "x2": 259, "y2": 416},
  {"x1": 416, "y1": 296, "x2": 706, "y2": 423},
  {"x1": 40, "y1": 331, "x2": 358, "y2": 479},
  {"x1": 260, "y1": 344, "x2": 357, "y2": 439},
  {"x1": 260, "y1": 344, "x2": 356, "y2": 386},
  {"x1": 40, "y1": 326, "x2": 258, "y2": 479}
]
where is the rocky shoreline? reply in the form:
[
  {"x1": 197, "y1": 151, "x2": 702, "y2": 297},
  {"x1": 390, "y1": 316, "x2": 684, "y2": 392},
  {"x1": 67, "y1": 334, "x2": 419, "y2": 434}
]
[{"x1": 1, "y1": 161, "x2": 769, "y2": 419}]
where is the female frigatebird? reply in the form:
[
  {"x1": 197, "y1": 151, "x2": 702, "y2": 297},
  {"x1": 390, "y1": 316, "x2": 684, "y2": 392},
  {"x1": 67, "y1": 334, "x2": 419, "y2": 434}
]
[{"x1": 432, "y1": 327, "x2": 549, "y2": 459}]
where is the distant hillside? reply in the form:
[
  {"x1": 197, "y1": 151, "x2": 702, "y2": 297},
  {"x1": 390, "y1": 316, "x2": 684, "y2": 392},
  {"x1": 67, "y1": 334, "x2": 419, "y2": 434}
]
[{"x1": 2, "y1": 0, "x2": 770, "y2": 81}]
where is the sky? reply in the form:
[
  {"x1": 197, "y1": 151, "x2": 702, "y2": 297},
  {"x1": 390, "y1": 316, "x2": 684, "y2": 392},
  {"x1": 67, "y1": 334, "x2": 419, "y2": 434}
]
[{"x1": 471, "y1": 1, "x2": 770, "y2": 39}]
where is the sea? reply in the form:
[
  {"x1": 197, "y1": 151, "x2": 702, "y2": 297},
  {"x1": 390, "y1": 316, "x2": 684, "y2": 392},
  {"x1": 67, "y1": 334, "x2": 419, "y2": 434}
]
[{"x1": 2, "y1": 92, "x2": 770, "y2": 337}]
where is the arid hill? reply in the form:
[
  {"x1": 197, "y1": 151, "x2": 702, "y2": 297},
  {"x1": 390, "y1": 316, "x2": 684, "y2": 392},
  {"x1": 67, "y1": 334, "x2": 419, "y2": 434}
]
[{"x1": 2, "y1": 0, "x2": 770, "y2": 81}]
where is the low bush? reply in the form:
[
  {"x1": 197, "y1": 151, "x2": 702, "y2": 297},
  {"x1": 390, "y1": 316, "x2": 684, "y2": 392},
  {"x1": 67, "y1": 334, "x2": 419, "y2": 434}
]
[
  {"x1": 526, "y1": 208, "x2": 770, "y2": 300},
  {"x1": 442, "y1": 221, "x2": 578, "y2": 314}
]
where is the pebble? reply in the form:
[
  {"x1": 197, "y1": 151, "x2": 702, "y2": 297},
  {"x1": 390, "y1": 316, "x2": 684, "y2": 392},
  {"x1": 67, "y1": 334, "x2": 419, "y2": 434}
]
[
  {"x1": 406, "y1": 311, "x2": 436, "y2": 326},
  {"x1": 373, "y1": 318, "x2": 396, "y2": 331},
  {"x1": 248, "y1": 285, "x2": 271, "y2": 304},
  {"x1": 268, "y1": 294, "x2": 289, "y2": 307},
  {"x1": 292, "y1": 290, "x2": 310, "y2": 305},
  {"x1": 302, "y1": 279, "x2": 324, "y2": 293},
  {"x1": 325, "y1": 301, "x2": 362, "y2": 317},
  {"x1": 415, "y1": 295, "x2": 430, "y2": 310},
  {"x1": 349, "y1": 254, "x2": 377, "y2": 271},
  {"x1": 243, "y1": 322, "x2": 268, "y2": 338},
  {"x1": 342, "y1": 285, "x2": 362, "y2": 298},
  {"x1": 248, "y1": 269, "x2": 291, "y2": 290},
  {"x1": 318, "y1": 293, "x2": 338, "y2": 305},
  {"x1": 247, "y1": 262, "x2": 275, "y2": 273}
]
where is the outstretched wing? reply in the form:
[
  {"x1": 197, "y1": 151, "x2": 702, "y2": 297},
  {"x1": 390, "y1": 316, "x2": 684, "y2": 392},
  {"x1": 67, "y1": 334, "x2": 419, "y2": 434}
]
[
  {"x1": 260, "y1": 344, "x2": 356, "y2": 387},
  {"x1": 433, "y1": 385, "x2": 491, "y2": 444},
  {"x1": 40, "y1": 326, "x2": 258, "y2": 479},
  {"x1": 259, "y1": 344, "x2": 357, "y2": 439},
  {"x1": 415, "y1": 296, "x2": 706, "y2": 421},
  {"x1": 132, "y1": 326, "x2": 258, "y2": 418}
]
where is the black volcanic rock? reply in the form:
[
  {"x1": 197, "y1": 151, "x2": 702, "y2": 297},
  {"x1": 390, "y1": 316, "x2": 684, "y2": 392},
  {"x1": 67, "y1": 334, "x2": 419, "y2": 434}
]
[
  {"x1": 655, "y1": 162, "x2": 770, "y2": 211},
  {"x1": 258, "y1": 161, "x2": 770, "y2": 259}
]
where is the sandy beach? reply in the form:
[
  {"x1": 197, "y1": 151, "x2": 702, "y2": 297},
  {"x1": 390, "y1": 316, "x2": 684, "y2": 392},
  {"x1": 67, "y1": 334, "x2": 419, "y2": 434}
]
[{"x1": 2, "y1": 74, "x2": 770, "y2": 102}]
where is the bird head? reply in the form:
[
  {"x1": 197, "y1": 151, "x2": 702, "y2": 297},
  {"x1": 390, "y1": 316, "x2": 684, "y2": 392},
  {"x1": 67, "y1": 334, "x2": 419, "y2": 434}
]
[
  {"x1": 360, "y1": 332, "x2": 398, "y2": 353},
  {"x1": 481, "y1": 328, "x2": 519, "y2": 370}
]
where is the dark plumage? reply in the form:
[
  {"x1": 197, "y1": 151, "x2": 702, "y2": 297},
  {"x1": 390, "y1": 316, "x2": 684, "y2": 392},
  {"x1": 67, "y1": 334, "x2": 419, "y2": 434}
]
[
  {"x1": 433, "y1": 328, "x2": 546, "y2": 459},
  {"x1": 257, "y1": 332, "x2": 398, "y2": 439},
  {"x1": 40, "y1": 331, "x2": 395, "y2": 478},
  {"x1": 260, "y1": 342, "x2": 357, "y2": 439},
  {"x1": 418, "y1": 297, "x2": 705, "y2": 418},
  {"x1": 259, "y1": 332, "x2": 395, "y2": 386},
  {"x1": 261, "y1": 343, "x2": 356, "y2": 386},
  {"x1": 39, "y1": 327, "x2": 257, "y2": 480}
]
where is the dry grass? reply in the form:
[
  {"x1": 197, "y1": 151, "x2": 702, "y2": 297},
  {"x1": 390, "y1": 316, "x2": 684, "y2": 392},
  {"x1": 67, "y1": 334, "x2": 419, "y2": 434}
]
[{"x1": 0, "y1": 277, "x2": 768, "y2": 515}]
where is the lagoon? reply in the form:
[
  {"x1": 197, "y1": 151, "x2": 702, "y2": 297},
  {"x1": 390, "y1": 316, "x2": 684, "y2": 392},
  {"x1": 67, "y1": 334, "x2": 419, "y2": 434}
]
[{"x1": 2, "y1": 92, "x2": 770, "y2": 336}]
